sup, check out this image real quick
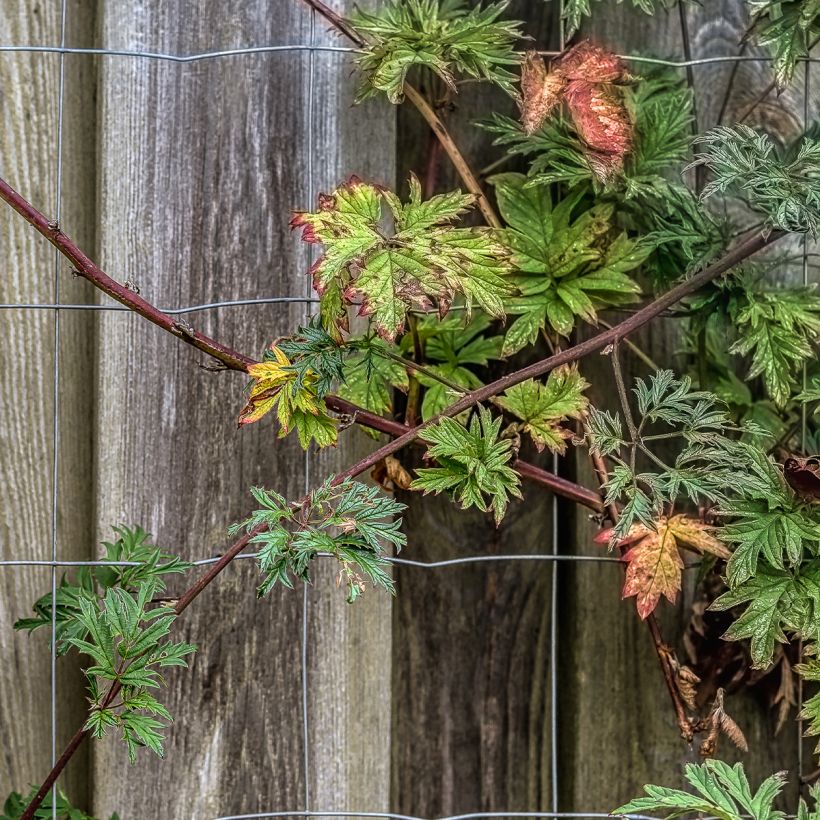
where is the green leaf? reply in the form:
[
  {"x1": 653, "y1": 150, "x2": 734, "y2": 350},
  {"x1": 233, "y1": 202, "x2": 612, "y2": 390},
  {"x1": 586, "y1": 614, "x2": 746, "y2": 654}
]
[
  {"x1": 750, "y1": 0, "x2": 820, "y2": 90},
  {"x1": 350, "y1": 0, "x2": 522, "y2": 103},
  {"x1": 1, "y1": 785, "x2": 117, "y2": 820},
  {"x1": 407, "y1": 314, "x2": 503, "y2": 420},
  {"x1": 728, "y1": 285, "x2": 820, "y2": 407},
  {"x1": 412, "y1": 405, "x2": 522, "y2": 524},
  {"x1": 561, "y1": 0, "x2": 666, "y2": 38},
  {"x1": 337, "y1": 336, "x2": 409, "y2": 426},
  {"x1": 293, "y1": 175, "x2": 512, "y2": 342},
  {"x1": 613, "y1": 760, "x2": 788, "y2": 820},
  {"x1": 712, "y1": 561, "x2": 820, "y2": 667},
  {"x1": 276, "y1": 316, "x2": 346, "y2": 399},
  {"x1": 690, "y1": 124, "x2": 820, "y2": 235},
  {"x1": 497, "y1": 367, "x2": 589, "y2": 452},
  {"x1": 234, "y1": 478, "x2": 406, "y2": 601},
  {"x1": 490, "y1": 173, "x2": 644, "y2": 348},
  {"x1": 120, "y1": 712, "x2": 167, "y2": 763}
]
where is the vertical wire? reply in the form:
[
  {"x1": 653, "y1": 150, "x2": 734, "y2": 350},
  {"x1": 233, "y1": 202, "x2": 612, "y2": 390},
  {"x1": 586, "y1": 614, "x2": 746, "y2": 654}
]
[
  {"x1": 302, "y1": 8, "x2": 317, "y2": 817},
  {"x1": 550, "y1": 5, "x2": 566, "y2": 817},
  {"x1": 798, "y1": 55, "x2": 811, "y2": 792},
  {"x1": 50, "y1": 1, "x2": 69, "y2": 816}
]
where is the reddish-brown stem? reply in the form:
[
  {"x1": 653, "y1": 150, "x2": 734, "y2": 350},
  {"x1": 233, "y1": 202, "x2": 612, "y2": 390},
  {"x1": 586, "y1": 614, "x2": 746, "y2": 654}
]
[
  {"x1": 19, "y1": 527, "x2": 258, "y2": 820},
  {"x1": 0, "y1": 177, "x2": 253, "y2": 373},
  {"x1": 0, "y1": 172, "x2": 602, "y2": 513},
  {"x1": 588, "y1": 450, "x2": 693, "y2": 741},
  {"x1": 300, "y1": 0, "x2": 502, "y2": 229},
  {"x1": 333, "y1": 229, "x2": 785, "y2": 486},
  {"x1": 324, "y1": 395, "x2": 604, "y2": 512}
]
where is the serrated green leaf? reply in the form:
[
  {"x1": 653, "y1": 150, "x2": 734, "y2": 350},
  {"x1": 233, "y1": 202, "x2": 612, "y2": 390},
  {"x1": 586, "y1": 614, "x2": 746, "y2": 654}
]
[
  {"x1": 412, "y1": 406, "x2": 522, "y2": 524},
  {"x1": 293, "y1": 176, "x2": 512, "y2": 342},
  {"x1": 350, "y1": 0, "x2": 522, "y2": 103},
  {"x1": 497, "y1": 367, "x2": 589, "y2": 452},
  {"x1": 490, "y1": 173, "x2": 644, "y2": 348}
]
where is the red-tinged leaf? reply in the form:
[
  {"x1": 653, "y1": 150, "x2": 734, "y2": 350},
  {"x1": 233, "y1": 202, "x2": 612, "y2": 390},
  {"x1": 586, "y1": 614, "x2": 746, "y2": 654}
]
[
  {"x1": 520, "y1": 51, "x2": 564, "y2": 134},
  {"x1": 621, "y1": 523, "x2": 684, "y2": 619},
  {"x1": 564, "y1": 80, "x2": 632, "y2": 181},
  {"x1": 517, "y1": 41, "x2": 634, "y2": 183},
  {"x1": 554, "y1": 40, "x2": 629, "y2": 84},
  {"x1": 292, "y1": 176, "x2": 512, "y2": 342},
  {"x1": 596, "y1": 516, "x2": 730, "y2": 618},
  {"x1": 666, "y1": 515, "x2": 731, "y2": 560}
]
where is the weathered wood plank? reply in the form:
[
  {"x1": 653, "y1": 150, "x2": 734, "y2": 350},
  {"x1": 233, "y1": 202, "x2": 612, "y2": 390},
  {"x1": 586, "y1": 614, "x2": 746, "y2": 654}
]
[
  {"x1": 0, "y1": 0, "x2": 97, "y2": 806},
  {"x1": 90, "y1": 1, "x2": 394, "y2": 816},
  {"x1": 390, "y1": 4, "x2": 561, "y2": 814}
]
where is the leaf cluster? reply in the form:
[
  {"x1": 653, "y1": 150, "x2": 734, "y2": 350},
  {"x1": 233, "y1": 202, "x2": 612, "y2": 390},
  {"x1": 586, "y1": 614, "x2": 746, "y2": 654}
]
[
  {"x1": 496, "y1": 366, "x2": 589, "y2": 453},
  {"x1": 690, "y1": 124, "x2": 820, "y2": 235},
  {"x1": 238, "y1": 343, "x2": 338, "y2": 449},
  {"x1": 411, "y1": 405, "x2": 522, "y2": 524},
  {"x1": 560, "y1": 0, "x2": 669, "y2": 40},
  {"x1": 491, "y1": 173, "x2": 648, "y2": 352},
  {"x1": 709, "y1": 448, "x2": 820, "y2": 667},
  {"x1": 15, "y1": 526, "x2": 190, "y2": 655},
  {"x1": 350, "y1": 0, "x2": 522, "y2": 103},
  {"x1": 588, "y1": 370, "x2": 755, "y2": 538},
  {"x1": 2, "y1": 787, "x2": 119, "y2": 820},
  {"x1": 70, "y1": 581, "x2": 196, "y2": 762},
  {"x1": 687, "y1": 268, "x2": 820, "y2": 408},
  {"x1": 230, "y1": 478, "x2": 406, "y2": 602},
  {"x1": 749, "y1": 0, "x2": 820, "y2": 90},
  {"x1": 401, "y1": 313, "x2": 503, "y2": 420},
  {"x1": 614, "y1": 759, "x2": 819, "y2": 820},
  {"x1": 483, "y1": 74, "x2": 724, "y2": 280}
]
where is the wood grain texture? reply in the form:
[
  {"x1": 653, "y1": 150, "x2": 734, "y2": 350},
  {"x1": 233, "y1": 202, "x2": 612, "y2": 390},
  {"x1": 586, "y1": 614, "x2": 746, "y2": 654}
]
[
  {"x1": 391, "y1": 476, "x2": 555, "y2": 815},
  {"x1": 0, "y1": 0, "x2": 97, "y2": 806},
  {"x1": 391, "y1": 3, "x2": 560, "y2": 815},
  {"x1": 560, "y1": 4, "x2": 819, "y2": 810},
  {"x1": 89, "y1": 1, "x2": 394, "y2": 816}
]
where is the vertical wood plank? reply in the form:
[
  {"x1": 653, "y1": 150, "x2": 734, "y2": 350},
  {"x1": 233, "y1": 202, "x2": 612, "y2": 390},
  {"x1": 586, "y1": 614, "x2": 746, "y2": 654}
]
[
  {"x1": 390, "y1": 2, "x2": 560, "y2": 814},
  {"x1": 0, "y1": 0, "x2": 97, "y2": 806},
  {"x1": 90, "y1": 1, "x2": 394, "y2": 816}
]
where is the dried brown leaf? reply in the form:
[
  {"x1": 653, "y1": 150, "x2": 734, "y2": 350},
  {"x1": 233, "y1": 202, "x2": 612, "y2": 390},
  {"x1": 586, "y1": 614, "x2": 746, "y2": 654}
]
[
  {"x1": 519, "y1": 51, "x2": 564, "y2": 134},
  {"x1": 772, "y1": 652, "x2": 797, "y2": 735},
  {"x1": 700, "y1": 689, "x2": 748, "y2": 757},
  {"x1": 677, "y1": 665, "x2": 701, "y2": 711},
  {"x1": 371, "y1": 455, "x2": 412, "y2": 492}
]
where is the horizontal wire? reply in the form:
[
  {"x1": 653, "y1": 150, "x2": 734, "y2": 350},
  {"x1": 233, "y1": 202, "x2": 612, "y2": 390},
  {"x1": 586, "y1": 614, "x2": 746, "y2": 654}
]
[
  {"x1": 0, "y1": 43, "x2": 816, "y2": 68},
  {"x1": 0, "y1": 296, "x2": 319, "y2": 313},
  {"x1": 0, "y1": 44, "x2": 356, "y2": 60},
  {"x1": 213, "y1": 812, "x2": 661, "y2": 820},
  {"x1": 0, "y1": 552, "x2": 624, "y2": 569}
]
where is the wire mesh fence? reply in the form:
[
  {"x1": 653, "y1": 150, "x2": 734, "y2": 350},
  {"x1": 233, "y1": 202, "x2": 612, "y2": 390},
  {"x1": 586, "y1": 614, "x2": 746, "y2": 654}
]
[{"x1": 0, "y1": 0, "x2": 815, "y2": 818}]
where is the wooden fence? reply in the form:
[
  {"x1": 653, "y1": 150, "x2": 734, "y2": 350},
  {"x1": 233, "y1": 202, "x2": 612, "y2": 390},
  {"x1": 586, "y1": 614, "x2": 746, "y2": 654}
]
[{"x1": 0, "y1": 0, "x2": 815, "y2": 816}]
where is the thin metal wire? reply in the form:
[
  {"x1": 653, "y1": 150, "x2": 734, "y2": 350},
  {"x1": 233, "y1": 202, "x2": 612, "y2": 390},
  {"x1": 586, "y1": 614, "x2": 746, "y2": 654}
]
[
  {"x1": 50, "y1": 2, "x2": 69, "y2": 817},
  {"x1": 302, "y1": 8, "x2": 317, "y2": 817},
  {"x1": 2, "y1": 42, "x2": 819, "y2": 67},
  {"x1": 798, "y1": 54, "x2": 812, "y2": 793},
  {"x1": 0, "y1": 297, "x2": 319, "y2": 312},
  {"x1": 0, "y1": 552, "x2": 626, "y2": 569},
  {"x1": 213, "y1": 813, "x2": 660, "y2": 820},
  {"x1": 0, "y1": 44, "x2": 356, "y2": 59}
]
